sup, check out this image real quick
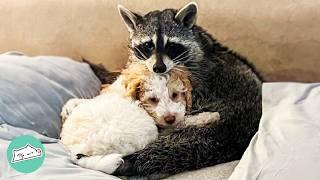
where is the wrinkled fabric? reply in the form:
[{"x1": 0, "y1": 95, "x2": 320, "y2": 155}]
[
  {"x1": 0, "y1": 125, "x2": 119, "y2": 179},
  {"x1": 230, "y1": 83, "x2": 320, "y2": 180}
]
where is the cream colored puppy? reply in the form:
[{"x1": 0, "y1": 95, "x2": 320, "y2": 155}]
[{"x1": 60, "y1": 63, "x2": 220, "y2": 174}]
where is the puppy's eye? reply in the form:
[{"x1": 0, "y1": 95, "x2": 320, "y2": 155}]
[
  {"x1": 172, "y1": 92, "x2": 178, "y2": 99},
  {"x1": 148, "y1": 97, "x2": 159, "y2": 104}
]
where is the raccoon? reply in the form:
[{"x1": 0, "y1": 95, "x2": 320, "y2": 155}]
[{"x1": 112, "y1": 2, "x2": 263, "y2": 178}]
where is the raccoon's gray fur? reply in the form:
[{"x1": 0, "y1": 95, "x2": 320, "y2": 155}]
[{"x1": 109, "y1": 2, "x2": 262, "y2": 178}]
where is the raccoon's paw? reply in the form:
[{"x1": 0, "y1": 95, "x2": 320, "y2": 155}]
[{"x1": 61, "y1": 98, "x2": 86, "y2": 123}]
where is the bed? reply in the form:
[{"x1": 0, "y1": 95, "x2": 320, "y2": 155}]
[{"x1": 1, "y1": 54, "x2": 319, "y2": 180}]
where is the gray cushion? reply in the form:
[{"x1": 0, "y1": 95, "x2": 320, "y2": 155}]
[{"x1": 0, "y1": 54, "x2": 101, "y2": 138}]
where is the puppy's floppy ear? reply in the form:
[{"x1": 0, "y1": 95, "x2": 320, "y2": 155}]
[
  {"x1": 175, "y1": 2, "x2": 198, "y2": 28},
  {"x1": 122, "y1": 63, "x2": 149, "y2": 99},
  {"x1": 124, "y1": 78, "x2": 143, "y2": 100},
  {"x1": 178, "y1": 72, "x2": 193, "y2": 112},
  {"x1": 183, "y1": 81, "x2": 193, "y2": 112},
  {"x1": 118, "y1": 4, "x2": 142, "y2": 32}
]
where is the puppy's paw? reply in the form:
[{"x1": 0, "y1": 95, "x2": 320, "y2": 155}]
[
  {"x1": 70, "y1": 153, "x2": 87, "y2": 164},
  {"x1": 71, "y1": 153, "x2": 124, "y2": 174},
  {"x1": 61, "y1": 98, "x2": 85, "y2": 123},
  {"x1": 201, "y1": 112, "x2": 220, "y2": 124},
  {"x1": 188, "y1": 111, "x2": 220, "y2": 127},
  {"x1": 100, "y1": 154, "x2": 124, "y2": 174},
  {"x1": 76, "y1": 153, "x2": 88, "y2": 160}
]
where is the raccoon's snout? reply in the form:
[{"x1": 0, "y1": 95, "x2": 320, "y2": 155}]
[{"x1": 153, "y1": 62, "x2": 167, "y2": 73}]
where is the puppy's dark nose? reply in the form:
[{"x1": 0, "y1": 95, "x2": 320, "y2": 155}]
[
  {"x1": 164, "y1": 115, "x2": 176, "y2": 124},
  {"x1": 153, "y1": 64, "x2": 167, "y2": 73}
]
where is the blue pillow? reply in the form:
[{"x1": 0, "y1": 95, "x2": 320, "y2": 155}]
[{"x1": 0, "y1": 53, "x2": 101, "y2": 138}]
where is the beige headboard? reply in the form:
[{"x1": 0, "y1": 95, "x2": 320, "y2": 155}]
[{"x1": 0, "y1": 0, "x2": 319, "y2": 82}]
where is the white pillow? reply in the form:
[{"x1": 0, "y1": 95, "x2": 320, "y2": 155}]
[{"x1": 230, "y1": 83, "x2": 320, "y2": 180}]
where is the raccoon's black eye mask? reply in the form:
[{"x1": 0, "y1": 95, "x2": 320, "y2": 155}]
[
  {"x1": 165, "y1": 42, "x2": 188, "y2": 61},
  {"x1": 131, "y1": 40, "x2": 188, "y2": 62},
  {"x1": 131, "y1": 41, "x2": 154, "y2": 60}
]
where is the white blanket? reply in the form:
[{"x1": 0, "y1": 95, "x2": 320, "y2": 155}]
[
  {"x1": 0, "y1": 124, "x2": 119, "y2": 179},
  {"x1": 230, "y1": 83, "x2": 320, "y2": 180}
]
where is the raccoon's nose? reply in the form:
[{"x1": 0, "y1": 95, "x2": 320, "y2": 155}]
[{"x1": 153, "y1": 64, "x2": 167, "y2": 73}]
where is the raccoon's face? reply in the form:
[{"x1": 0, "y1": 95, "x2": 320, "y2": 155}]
[{"x1": 118, "y1": 2, "x2": 203, "y2": 74}]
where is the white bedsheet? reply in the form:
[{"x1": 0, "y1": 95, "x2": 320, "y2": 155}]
[
  {"x1": 230, "y1": 83, "x2": 320, "y2": 180},
  {"x1": 0, "y1": 124, "x2": 119, "y2": 180}
]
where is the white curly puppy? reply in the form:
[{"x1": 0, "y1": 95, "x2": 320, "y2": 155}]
[{"x1": 60, "y1": 63, "x2": 220, "y2": 174}]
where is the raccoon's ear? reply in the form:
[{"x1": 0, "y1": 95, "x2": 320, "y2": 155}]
[
  {"x1": 118, "y1": 5, "x2": 141, "y2": 32},
  {"x1": 175, "y1": 2, "x2": 198, "y2": 28}
]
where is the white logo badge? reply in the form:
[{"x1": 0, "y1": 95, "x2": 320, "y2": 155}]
[{"x1": 11, "y1": 144, "x2": 42, "y2": 163}]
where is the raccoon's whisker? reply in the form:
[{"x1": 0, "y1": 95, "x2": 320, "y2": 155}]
[
  {"x1": 185, "y1": 66, "x2": 199, "y2": 70},
  {"x1": 173, "y1": 61, "x2": 183, "y2": 66},
  {"x1": 173, "y1": 67, "x2": 184, "y2": 72},
  {"x1": 183, "y1": 61, "x2": 198, "y2": 66},
  {"x1": 174, "y1": 54, "x2": 191, "y2": 61},
  {"x1": 174, "y1": 66, "x2": 184, "y2": 71},
  {"x1": 134, "y1": 47, "x2": 148, "y2": 60},
  {"x1": 172, "y1": 50, "x2": 190, "y2": 62},
  {"x1": 175, "y1": 64, "x2": 185, "y2": 68},
  {"x1": 184, "y1": 65, "x2": 203, "y2": 72},
  {"x1": 182, "y1": 58, "x2": 199, "y2": 65},
  {"x1": 174, "y1": 63, "x2": 187, "y2": 68},
  {"x1": 173, "y1": 55, "x2": 192, "y2": 63},
  {"x1": 130, "y1": 48, "x2": 144, "y2": 60},
  {"x1": 173, "y1": 62, "x2": 187, "y2": 71}
]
